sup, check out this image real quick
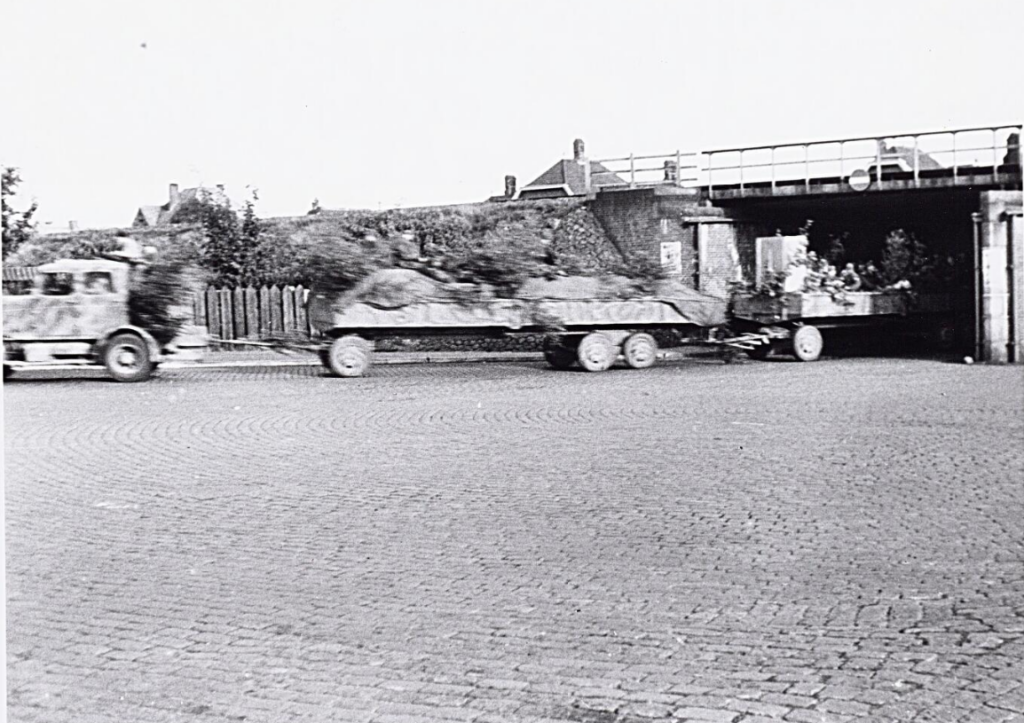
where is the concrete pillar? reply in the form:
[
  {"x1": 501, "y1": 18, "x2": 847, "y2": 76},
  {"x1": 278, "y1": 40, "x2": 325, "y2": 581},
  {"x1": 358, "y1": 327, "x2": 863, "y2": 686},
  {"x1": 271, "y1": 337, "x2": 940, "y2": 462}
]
[{"x1": 977, "y1": 191, "x2": 1024, "y2": 363}]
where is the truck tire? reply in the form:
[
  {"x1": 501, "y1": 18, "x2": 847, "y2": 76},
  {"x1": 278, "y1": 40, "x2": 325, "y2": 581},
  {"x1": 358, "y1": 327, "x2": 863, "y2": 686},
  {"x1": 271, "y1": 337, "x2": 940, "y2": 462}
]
[
  {"x1": 327, "y1": 335, "x2": 372, "y2": 377},
  {"x1": 791, "y1": 325, "x2": 823, "y2": 362},
  {"x1": 103, "y1": 333, "x2": 153, "y2": 382},
  {"x1": 576, "y1": 332, "x2": 616, "y2": 372},
  {"x1": 543, "y1": 335, "x2": 577, "y2": 370},
  {"x1": 622, "y1": 333, "x2": 658, "y2": 369}
]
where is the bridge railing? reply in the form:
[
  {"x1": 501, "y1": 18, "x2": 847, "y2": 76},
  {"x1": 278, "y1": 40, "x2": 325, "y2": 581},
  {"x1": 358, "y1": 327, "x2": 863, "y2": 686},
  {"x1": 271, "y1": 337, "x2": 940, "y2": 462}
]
[
  {"x1": 588, "y1": 124, "x2": 1021, "y2": 197},
  {"x1": 703, "y1": 124, "x2": 1021, "y2": 197},
  {"x1": 588, "y1": 151, "x2": 702, "y2": 191}
]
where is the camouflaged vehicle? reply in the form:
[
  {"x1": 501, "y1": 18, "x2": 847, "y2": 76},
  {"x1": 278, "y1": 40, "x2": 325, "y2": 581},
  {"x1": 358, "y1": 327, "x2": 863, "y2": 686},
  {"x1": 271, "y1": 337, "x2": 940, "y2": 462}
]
[{"x1": 3, "y1": 257, "x2": 208, "y2": 382}]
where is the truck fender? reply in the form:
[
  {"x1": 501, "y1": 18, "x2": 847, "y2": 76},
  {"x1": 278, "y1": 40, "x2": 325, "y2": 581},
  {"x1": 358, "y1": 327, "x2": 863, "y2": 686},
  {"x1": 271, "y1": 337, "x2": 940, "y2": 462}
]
[{"x1": 96, "y1": 326, "x2": 162, "y2": 362}]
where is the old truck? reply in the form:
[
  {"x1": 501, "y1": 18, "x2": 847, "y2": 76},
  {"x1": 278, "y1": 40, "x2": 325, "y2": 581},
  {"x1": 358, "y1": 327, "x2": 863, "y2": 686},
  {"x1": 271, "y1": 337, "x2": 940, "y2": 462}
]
[
  {"x1": 305, "y1": 269, "x2": 729, "y2": 377},
  {"x1": 3, "y1": 257, "x2": 209, "y2": 382}
]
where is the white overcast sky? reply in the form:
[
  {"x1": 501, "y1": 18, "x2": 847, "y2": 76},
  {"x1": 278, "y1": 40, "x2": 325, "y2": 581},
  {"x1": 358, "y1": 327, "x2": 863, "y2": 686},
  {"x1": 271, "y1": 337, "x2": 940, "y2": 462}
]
[{"x1": 1, "y1": 0, "x2": 1022, "y2": 231}]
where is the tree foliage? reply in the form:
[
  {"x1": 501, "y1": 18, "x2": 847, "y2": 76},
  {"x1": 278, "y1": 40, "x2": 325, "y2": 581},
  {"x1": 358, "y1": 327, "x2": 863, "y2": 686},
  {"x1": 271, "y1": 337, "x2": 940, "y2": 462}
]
[
  {"x1": 128, "y1": 248, "x2": 206, "y2": 346},
  {"x1": 2, "y1": 167, "x2": 39, "y2": 257},
  {"x1": 184, "y1": 189, "x2": 275, "y2": 287}
]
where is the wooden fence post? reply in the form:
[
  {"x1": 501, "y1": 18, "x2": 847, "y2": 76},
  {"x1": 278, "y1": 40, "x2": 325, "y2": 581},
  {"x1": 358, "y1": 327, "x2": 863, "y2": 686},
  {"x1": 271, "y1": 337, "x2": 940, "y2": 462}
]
[
  {"x1": 244, "y1": 287, "x2": 259, "y2": 339},
  {"x1": 218, "y1": 289, "x2": 233, "y2": 341},
  {"x1": 283, "y1": 285, "x2": 297, "y2": 332},
  {"x1": 232, "y1": 288, "x2": 246, "y2": 339},
  {"x1": 295, "y1": 285, "x2": 308, "y2": 336},
  {"x1": 259, "y1": 286, "x2": 272, "y2": 337},
  {"x1": 269, "y1": 286, "x2": 283, "y2": 333},
  {"x1": 205, "y1": 287, "x2": 220, "y2": 347}
]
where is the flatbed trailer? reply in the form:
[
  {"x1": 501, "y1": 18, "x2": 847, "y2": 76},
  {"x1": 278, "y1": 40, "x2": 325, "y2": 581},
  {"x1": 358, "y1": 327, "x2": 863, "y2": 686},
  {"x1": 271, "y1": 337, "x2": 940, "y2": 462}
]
[
  {"x1": 301, "y1": 272, "x2": 730, "y2": 376},
  {"x1": 730, "y1": 290, "x2": 958, "y2": 361}
]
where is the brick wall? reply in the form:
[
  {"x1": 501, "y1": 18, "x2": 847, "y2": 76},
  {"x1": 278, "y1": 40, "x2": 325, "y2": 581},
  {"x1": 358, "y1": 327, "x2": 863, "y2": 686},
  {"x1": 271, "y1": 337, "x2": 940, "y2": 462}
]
[{"x1": 590, "y1": 188, "x2": 701, "y2": 285}]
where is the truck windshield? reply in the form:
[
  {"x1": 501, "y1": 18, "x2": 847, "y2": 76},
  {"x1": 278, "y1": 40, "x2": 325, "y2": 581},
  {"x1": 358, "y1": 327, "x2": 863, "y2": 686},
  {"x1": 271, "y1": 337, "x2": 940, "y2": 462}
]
[
  {"x1": 83, "y1": 272, "x2": 115, "y2": 294},
  {"x1": 41, "y1": 273, "x2": 75, "y2": 296}
]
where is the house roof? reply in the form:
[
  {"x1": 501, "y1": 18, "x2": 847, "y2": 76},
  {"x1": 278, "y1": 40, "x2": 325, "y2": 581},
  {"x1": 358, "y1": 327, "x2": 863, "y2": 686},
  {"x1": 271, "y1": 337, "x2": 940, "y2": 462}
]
[
  {"x1": 877, "y1": 145, "x2": 944, "y2": 172},
  {"x1": 519, "y1": 159, "x2": 626, "y2": 198},
  {"x1": 133, "y1": 186, "x2": 225, "y2": 227},
  {"x1": 135, "y1": 206, "x2": 164, "y2": 227}
]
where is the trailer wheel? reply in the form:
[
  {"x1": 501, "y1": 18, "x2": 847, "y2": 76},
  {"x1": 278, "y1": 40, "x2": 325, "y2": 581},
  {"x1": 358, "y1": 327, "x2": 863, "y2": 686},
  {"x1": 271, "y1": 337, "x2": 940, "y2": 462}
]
[
  {"x1": 3, "y1": 366, "x2": 12, "y2": 381},
  {"x1": 622, "y1": 333, "x2": 658, "y2": 369},
  {"x1": 791, "y1": 325, "x2": 823, "y2": 362},
  {"x1": 576, "y1": 332, "x2": 615, "y2": 372},
  {"x1": 543, "y1": 335, "x2": 577, "y2": 370},
  {"x1": 327, "y1": 335, "x2": 372, "y2": 377},
  {"x1": 103, "y1": 333, "x2": 153, "y2": 382}
]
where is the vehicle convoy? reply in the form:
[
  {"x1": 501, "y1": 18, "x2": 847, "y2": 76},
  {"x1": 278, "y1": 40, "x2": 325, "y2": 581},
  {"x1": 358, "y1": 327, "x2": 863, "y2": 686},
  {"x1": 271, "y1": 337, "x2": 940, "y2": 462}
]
[
  {"x1": 3, "y1": 256, "x2": 209, "y2": 382},
  {"x1": 305, "y1": 268, "x2": 730, "y2": 377}
]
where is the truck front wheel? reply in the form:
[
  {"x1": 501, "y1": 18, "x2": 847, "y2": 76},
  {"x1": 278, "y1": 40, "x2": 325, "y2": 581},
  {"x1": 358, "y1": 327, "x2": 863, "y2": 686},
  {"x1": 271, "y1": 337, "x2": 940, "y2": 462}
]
[
  {"x1": 103, "y1": 334, "x2": 153, "y2": 382},
  {"x1": 327, "y1": 335, "x2": 372, "y2": 377}
]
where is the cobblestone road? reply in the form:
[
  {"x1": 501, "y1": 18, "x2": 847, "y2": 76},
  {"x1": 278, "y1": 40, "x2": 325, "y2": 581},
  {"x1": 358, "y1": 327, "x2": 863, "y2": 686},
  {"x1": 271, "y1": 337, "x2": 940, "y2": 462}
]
[{"x1": 5, "y1": 356, "x2": 1024, "y2": 723}]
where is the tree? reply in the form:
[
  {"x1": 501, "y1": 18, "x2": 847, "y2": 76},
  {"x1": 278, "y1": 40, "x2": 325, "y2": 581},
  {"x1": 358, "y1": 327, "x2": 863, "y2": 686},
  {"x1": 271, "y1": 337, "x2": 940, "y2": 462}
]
[
  {"x1": 185, "y1": 188, "x2": 275, "y2": 287},
  {"x1": 2, "y1": 167, "x2": 39, "y2": 257}
]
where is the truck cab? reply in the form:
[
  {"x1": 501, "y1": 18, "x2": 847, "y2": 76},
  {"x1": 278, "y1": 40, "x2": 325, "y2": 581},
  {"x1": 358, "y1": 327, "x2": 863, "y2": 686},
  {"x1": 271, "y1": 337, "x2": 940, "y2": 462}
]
[{"x1": 3, "y1": 258, "x2": 208, "y2": 382}]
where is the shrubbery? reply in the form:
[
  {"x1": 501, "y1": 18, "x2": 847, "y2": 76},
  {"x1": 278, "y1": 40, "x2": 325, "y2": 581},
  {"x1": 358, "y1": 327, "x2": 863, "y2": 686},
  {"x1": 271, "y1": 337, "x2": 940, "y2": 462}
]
[{"x1": 128, "y1": 249, "x2": 208, "y2": 346}]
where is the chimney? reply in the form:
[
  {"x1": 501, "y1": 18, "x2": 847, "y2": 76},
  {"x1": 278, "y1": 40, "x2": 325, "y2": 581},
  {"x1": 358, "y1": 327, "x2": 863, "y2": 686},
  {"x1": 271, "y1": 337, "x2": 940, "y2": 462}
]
[
  {"x1": 68, "y1": 220, "x2": 79, "y2": 231},
  {"x1": 504, "y1": 175, "x2": 517, "y2": 199},
  {"x1": 573, "y1": 138, "x2": 585, "y2": 163},
  {"x1": 169, "y1": 183, "x2": 180, "y2": 206}
]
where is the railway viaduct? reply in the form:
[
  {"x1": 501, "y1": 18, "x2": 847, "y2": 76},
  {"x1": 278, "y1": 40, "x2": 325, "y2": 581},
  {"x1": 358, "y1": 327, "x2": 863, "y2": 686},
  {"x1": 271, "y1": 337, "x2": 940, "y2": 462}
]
[{"x1": 581, "y1": 124, "x2": 1022, "y2": 363}]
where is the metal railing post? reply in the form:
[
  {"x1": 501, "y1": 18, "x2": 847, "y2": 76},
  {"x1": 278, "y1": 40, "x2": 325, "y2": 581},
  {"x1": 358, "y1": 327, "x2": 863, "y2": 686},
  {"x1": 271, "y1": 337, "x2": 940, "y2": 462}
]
[
  {"x1": 771, "y1": 146, "x2": 776, "y2": 194},
  {"x1": 804, "y1": 145, "x2": 810, "y2": 192},
  {"x1": 839, "y1": 142, "x2": 844, "y2": 184},
  {"x1": 739, "y1": 150, "x2": 744, "y2": 193},
  {"x1": 952, "y1": 133, "x2": 958, "y2": 182},
  {"x1": 913, "y1": 135, "x2": 920, "y2": 187},
  {"x1": 708, "y1": 153, "x2": 714, "y2": 199},
  {"x1": 629, "y1": 153, "x2": 635, "y2": 188},
  {"x1": 875, "y1": 139, "x2": 883, "y2": 187},
  {"x1": 992, "y1": 128, "x2": 999, "y2": 179}
]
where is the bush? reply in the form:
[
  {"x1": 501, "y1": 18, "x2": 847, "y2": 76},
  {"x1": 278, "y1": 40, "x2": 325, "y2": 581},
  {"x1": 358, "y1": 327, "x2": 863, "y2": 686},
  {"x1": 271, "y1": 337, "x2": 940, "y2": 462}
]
[{"x1": 128, "y1": 251, "x2": 207, "y2": 346}]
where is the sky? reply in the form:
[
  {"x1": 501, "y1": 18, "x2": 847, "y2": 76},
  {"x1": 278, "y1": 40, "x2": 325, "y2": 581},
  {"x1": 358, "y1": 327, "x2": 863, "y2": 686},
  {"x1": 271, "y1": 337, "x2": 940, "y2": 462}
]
[{"x1": 1, "y1": 0, "x2": 1022, "y2": 232}]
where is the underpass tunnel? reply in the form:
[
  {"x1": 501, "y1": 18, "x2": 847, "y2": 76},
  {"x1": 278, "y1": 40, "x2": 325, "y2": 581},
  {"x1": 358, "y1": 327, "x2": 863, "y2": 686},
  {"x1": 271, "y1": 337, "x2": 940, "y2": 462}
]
[{"x1": 715, "y1": 188, "x2": 1022, "y2": 360}]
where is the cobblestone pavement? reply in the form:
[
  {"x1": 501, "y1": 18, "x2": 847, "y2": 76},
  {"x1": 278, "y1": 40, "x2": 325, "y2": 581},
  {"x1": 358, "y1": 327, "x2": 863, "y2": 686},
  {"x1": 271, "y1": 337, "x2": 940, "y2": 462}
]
[{"x1": 5, "y1": 356, "x2": 1024, "y2": 723}]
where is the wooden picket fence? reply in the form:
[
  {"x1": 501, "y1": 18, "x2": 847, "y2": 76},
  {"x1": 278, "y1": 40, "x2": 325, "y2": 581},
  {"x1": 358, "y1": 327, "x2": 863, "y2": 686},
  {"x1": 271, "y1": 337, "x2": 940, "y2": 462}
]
[{"x1": 193, "y1": 285, "x2": 316, "y2": 348}]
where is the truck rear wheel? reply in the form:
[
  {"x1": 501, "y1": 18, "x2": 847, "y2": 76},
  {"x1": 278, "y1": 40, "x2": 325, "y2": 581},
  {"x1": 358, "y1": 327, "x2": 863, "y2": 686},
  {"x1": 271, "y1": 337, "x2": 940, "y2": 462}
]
[
  {"x1": 103, "y1": 333, "x2": 153, "y2": 382},
  {"x1": 576, "y1": 332, "x2": 616, "y2": 372},
  {"x1": 622, "y1": 333, "x2": 658, "y2": 369},
  {"x1": 543, "y1": 335, "x2": 577, "y2": 370},
  {"x1": 327, "y1": 335, "x2": 372, "y2": 377}
]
